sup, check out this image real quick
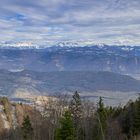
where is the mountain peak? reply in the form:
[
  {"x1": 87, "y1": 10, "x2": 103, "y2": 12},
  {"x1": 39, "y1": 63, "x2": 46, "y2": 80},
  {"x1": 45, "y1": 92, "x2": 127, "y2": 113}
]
[
  {"x1": 0, "y1": 41, "x2": 139, "y2": 49},
  {"x1": 0, "y1": 41, "x2": 39, "y2": 49}
]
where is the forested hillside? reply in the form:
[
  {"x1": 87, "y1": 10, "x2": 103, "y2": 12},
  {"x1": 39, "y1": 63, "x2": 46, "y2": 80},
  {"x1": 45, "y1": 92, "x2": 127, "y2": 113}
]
[
  {"x1": 0, "y1": 92, "x2": 140, "y2": 140},
  {"x1": 0, "y1": 70, "x2": 139, "y2": 106}
]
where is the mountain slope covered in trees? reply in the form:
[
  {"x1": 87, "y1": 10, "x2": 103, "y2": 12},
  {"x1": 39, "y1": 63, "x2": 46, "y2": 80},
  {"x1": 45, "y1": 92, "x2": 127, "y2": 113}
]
[
  {"x1": 0, "y1": 93, "x2": 140, "y2": 140},
  {"x1": 0, "y1": 70, "x2": 140, "y2": 97}
]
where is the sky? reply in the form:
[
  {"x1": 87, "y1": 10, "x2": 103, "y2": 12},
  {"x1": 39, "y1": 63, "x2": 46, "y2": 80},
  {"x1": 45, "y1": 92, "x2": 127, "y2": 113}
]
[{"x1": 0, "y1": 0, "x2": 140, "y2": 45}]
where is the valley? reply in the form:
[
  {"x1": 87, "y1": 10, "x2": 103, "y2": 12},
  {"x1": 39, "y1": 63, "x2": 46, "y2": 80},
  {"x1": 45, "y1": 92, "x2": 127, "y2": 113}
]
[{"x1": 0, "y1": 69, "x2": 139, "y2": 106}]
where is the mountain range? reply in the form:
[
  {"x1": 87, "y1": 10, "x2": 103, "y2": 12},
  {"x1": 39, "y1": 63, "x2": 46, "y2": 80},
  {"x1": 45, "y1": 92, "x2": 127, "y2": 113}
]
[
  {"x1": 0, "y1": 43, "x2": 140, "y2": 74},
  {"x1": 0, "y1": 69, "x2": 139, "y2": 97},
  {"x1": 0, "y1": 43, "x2": 140, "y2": 105}
]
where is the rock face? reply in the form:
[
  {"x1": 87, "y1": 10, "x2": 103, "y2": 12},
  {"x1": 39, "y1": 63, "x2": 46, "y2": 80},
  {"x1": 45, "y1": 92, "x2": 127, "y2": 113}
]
[{"x1": 0, "y1": 97, "x2": 41, "y2": 130}]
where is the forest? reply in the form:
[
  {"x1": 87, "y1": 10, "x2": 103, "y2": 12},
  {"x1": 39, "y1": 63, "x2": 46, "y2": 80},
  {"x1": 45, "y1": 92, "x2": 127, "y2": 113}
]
[{"x1": 0, "y1": 92, "x2": 140, "y2": 140}]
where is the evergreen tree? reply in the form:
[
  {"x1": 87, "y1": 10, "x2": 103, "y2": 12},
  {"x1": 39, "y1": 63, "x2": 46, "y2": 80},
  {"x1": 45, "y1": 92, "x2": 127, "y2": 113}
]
[
  {"x1": 93, "y1": 97, "x2": 107, "y2": 140},
  {"x1": 69, "y1": 91, "x2": 82, "y2": 123},
  {"x1": 55, "y1": 110, "x2": 75, "y2": 140},
  {"x1": 122, "y1": 97, "x2": 140, "y2": 138},
  {"x1": 97, "y1": 97, "x2": 107, "y2": 132},
  {"x1": 69, "y1": 91, "x2": 84, "y2": 140},
  {"x1": 21, "y1": 115, "x2": 33, "y2": 140},
  {"x1": 131, "y1": 97, "x2": 140, "y2": 136}
]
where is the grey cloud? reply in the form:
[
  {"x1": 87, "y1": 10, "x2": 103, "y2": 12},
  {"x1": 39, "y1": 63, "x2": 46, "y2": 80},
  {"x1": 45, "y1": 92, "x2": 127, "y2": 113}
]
[{"x1": 0, "y1": 0, "x2": 139, "y2": 45}]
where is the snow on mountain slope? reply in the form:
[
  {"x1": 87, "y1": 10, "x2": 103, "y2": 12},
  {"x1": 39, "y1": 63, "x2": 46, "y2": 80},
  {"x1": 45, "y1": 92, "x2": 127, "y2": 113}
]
[
  {"x1": 0, "y1": 41, "x2": 140, "y2": 74},
  {"x1": 0, "y1": 41, "x2": 139, "y2": 49},
  {"x1": 0, "y1": 42, "x2": 40, "y2": 49}
]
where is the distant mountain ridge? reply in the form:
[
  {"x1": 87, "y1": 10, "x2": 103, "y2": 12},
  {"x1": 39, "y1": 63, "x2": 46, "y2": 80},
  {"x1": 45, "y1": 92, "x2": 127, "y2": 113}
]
[
  {"x1": 0, "y1": 45, "x2": 140, "y2": 74},
  {"x1": 0, "y1": 70, "x2": 140, "y2": 98},
  {"x1": 0, "y1": 41, "x2": 139, "y2": 49}
]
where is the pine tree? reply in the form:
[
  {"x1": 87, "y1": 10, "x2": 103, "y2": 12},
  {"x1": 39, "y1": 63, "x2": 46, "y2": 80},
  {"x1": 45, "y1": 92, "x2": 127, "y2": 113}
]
[
  {"x1": 122, "y1": 101, "x2": 134, "y2": 138},
  {"x1": 69, "y1": 91, "x2": 84, "y2": 140},
  {"x1": 97, "y1": 97, "x2": 107, "y2": 131},
  {"x1": 131, "y1": 97, "x2": 140, "y2": 136},
  {"x1": 69, "y1": 91, "x2": 82, "y2": 125},
  {"x1": 55, "y1": 110, "x2": 75, "y2": 140},
  {"x1": 70, "y1": 91, "x2": 82, "y2": 118},
  {"x1": 122, "y1": 97, "x2": 140, "y2": 138},
  {"x1": 93, "y1": 97, "x2": 107, "y2": 140},
  {"x1": 21, "y1": 115, "x2": 33, "y2": 140}
]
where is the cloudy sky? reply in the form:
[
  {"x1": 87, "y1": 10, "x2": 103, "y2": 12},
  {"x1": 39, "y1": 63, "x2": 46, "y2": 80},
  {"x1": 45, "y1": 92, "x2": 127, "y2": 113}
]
[{"x1": 0, "y1": 0, "x2": 140, "y2": 45}]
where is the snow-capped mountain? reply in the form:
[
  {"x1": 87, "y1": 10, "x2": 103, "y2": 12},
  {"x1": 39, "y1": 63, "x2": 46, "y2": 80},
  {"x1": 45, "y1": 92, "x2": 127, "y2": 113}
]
[
  {"x1": 0, "y1": 41, "x2": 100, "y2": 49},
  {"x1": 56, "y1": 41, "x2": 79, "y2": 47},
  {"x1": 0, "y1": 41, "x2": 139, "y2": 49},
  {"x1": 0, "y1": 42, "x2": 40, "y2": 49},
  {"x1": 0, "y1": 41, "x2": 140, "y2": 74}
]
